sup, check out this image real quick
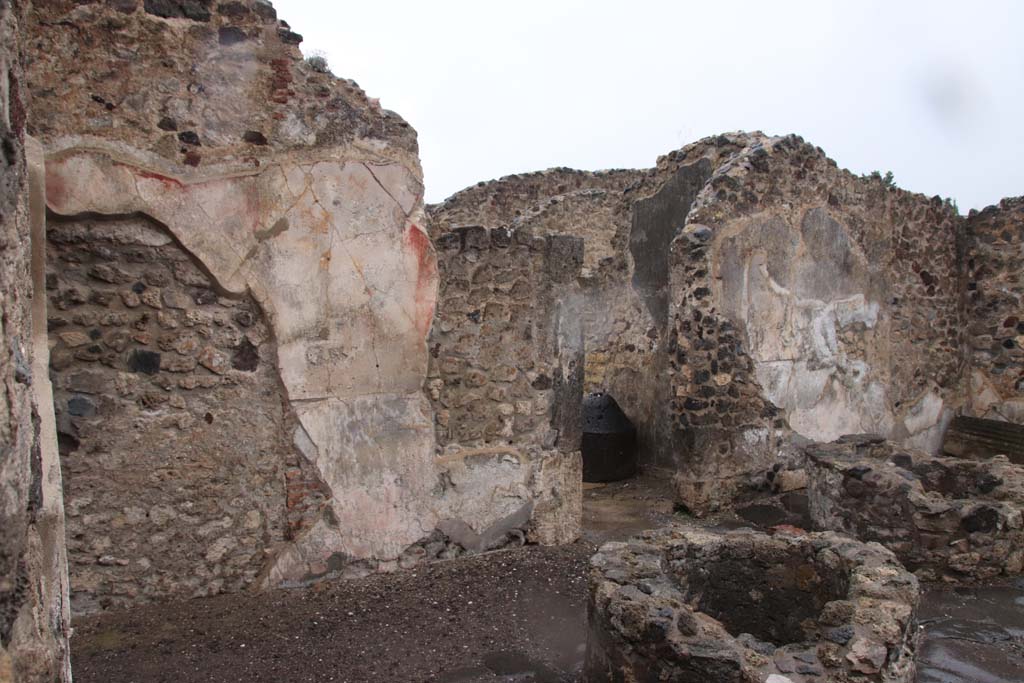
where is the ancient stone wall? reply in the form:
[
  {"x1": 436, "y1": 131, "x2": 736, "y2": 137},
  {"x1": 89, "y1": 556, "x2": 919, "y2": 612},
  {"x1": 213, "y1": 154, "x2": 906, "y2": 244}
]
[
  {"x1": 47, "y1": 214, "x2": 303, "y2": 612},
  {"x1": 429, "y1": 226, "x2": 582, "y2": 450},
  {"x1": 433, "y1": 134, "x2": 969, "y2": 515},
  {"x1": 21, "y1": 0, "x2": 589, "y2": 609},
  {"x1": 26, "y1": 0, "x2": 440, "y2": 594},
  {"x1": 428, "y1": 169, "x2": 678, "y2": 469},
  {"x1": 0, "y1": 0, "x2": 71, "y2": 678},
  {"x1": 964, "y1": 198, "x2": 1024, "y2": 423},
  {"x1": 666, "y1": 134, "x2": 965, "y2": 512}
]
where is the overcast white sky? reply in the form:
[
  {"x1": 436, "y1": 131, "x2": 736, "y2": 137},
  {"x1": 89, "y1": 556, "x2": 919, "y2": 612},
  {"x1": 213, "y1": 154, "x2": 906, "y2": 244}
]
[{"x1": 275, "y1": 0, "x2": 1024, "y2": 210}]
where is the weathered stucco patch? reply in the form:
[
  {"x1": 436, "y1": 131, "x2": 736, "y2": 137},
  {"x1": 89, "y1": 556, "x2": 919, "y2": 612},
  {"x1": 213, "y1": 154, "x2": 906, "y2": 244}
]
[
  {"x1": 43, "y1": 141, "x2": 441, "y2": 584},
  {"x1": 713, "y1": 208, "x2": 897, "y2": 442}
]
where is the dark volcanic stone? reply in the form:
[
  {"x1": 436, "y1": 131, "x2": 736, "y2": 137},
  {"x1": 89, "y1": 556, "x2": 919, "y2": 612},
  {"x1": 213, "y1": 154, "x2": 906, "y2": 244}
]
[
  {"x1": 242, "y1": 130, "x2": 268, "y2": 145},
  {"x1": 128, "y1": 349, "x2": 161, "y2": 375},
  {"x1": 218, "y1": 26, "x2": 248, "y2": 45},
  {"x1": 490, "y1": 227, "x2": 513, "y2": 248},
  {"x1": 253, "y1": 0, "x2": 276, "y2": 20},
  {"x1": 826, "y1": 625, "x2": 855, "y2": 645},
  {"x1": 962, "y1": 506, "x2": 1000, "y2": 534},
  {"x1": 736, "y1": 503, "x2": 788, "y2": 528},
  {"x1": 193, "y1": 289, "x2": 218, "y2": 306},
  {"x1": 111, "y1": 0, "x2": 138, "y2": 13},
  {"x1": 890, "y1": 453, "x2": 914, "y2": 470},
  {"x1": 143, "y1": 0, "x2": 211, "y2": 21},
  {"x1": 231, "y1": 339, "x2": 259, "y2": 372},
  {"x1": 277, "y1": 28, "x2": 303, "y2": 44},
  {"x1": 216, "y1": 1, "x2": 249, "y2": 17},
  {"x1": 847, "y1": 465, "x2": 872, "y2": 480},
  {"x1": 530, "y1": 374, "x2": 551, "y2": 390},
  {"x1": 977, "y1": 473, "x2": 1004, "y2": 494},
  {"x1": 455, "y1": 226, "x2": 488, "y2": 251},
  {"x1": 67, "y1": 395, "x2": 96, "y2": 417}
]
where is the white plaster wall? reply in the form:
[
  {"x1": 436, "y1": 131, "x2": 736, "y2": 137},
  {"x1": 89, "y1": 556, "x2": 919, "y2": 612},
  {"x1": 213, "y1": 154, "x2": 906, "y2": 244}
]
[{"x1": 712, "y1": 208, "x2": 948, "y2": 449}]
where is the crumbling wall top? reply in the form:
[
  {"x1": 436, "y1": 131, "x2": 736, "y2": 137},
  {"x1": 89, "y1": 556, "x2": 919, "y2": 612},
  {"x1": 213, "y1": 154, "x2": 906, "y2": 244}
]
[
  {"x1": 25, "y1": 0, "x2": 418, "y2": 170},
  {"x1": 428, "y1": 167, "x2": 646, "y2": 237}
]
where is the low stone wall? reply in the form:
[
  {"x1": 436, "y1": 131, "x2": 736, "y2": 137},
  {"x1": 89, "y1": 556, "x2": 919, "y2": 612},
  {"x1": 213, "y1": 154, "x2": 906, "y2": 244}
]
[
  {"x1": 586, "y1": 527, "x2": 920, "y2": 683},
  {"x1": 807, "y1": 435, "x2": 1024, "y2": 582}
]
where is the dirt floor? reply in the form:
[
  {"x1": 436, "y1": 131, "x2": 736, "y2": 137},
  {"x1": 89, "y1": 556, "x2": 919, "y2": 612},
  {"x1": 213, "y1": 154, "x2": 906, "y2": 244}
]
[
  {"x1": 70, "y1": 478, "x2": 669, "y2": 683},
  {"x1": 69, "y1": 475, "x2": 1024, "y2": 683},
  {"x1": 71, "y1": 543, "x2": 593, "y2": 683}
]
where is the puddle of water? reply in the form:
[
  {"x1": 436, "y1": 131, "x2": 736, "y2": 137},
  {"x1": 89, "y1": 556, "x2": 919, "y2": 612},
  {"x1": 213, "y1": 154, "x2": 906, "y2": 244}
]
[
  {"x1": 436, "y1": 665, "x2": 495, "y2": 682},
  {"x1": 482, "y1": 650, "x2": 560, "y2": 682}
]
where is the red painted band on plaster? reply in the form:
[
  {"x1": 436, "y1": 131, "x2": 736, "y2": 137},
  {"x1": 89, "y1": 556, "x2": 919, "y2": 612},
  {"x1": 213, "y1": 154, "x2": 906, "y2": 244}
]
[
  {"x1": 136, "y1": 169, "x2": 185, "y2": 189},
  {"x1": 405, "y1": 223, "x2": 437, "y2": 337}
]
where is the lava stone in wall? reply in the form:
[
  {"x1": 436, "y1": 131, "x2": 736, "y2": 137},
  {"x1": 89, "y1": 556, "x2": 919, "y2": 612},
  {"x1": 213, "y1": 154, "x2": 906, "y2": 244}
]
[
  {"x1": 427, "y1": 226, "x2": 583, "y2": 451},
  {"x1": 47, "y1": 214, "x2": 302, "y2": 612},
  {"x1": 965, "y1": 198, "x2": 1024, "y2": 423}
]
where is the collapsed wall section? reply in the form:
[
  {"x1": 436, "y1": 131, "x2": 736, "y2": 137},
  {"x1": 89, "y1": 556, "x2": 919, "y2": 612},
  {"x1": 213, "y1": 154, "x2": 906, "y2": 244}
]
[
  {"x1": 964, "y1": 198, "x2": 1024, "y2": 423},
  {"x1": 807, "y1": 435, "x2": 1024, "y2": 582}
]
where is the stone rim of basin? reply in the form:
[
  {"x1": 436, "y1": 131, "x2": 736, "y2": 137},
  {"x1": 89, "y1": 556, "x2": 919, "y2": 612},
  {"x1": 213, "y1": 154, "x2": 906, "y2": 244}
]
[{"x1": 585, "y1": 525, "x2": 921, "y2": 682}]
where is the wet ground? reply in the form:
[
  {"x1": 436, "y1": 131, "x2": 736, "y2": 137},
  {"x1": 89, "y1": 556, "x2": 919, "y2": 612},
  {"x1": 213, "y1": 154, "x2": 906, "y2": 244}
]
[
  {"x1": 70, "y1": 475, "x2": 1024, "y2": 682},
  {"x1": 917, "y1": 583, "x2": 1024, "y2": 683},
  {"x1": 580, "y1": 476, "x2": 676, "y2": 545}
]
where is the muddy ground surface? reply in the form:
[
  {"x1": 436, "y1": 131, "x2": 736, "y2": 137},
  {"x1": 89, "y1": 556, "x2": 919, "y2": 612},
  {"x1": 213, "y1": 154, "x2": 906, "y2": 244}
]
[{"x1": 71, "y1": 476, "x2": 1024, "y2": 682}]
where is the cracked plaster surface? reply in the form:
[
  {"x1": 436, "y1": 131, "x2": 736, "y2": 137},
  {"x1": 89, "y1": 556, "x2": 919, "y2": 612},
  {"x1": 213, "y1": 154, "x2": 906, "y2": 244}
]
[
  {"x1": 713, "y1": 208, "x2": 949, "y2": 446},
  {"x1": 43, "y1": 140, "x2": 443, "y2": 580}
]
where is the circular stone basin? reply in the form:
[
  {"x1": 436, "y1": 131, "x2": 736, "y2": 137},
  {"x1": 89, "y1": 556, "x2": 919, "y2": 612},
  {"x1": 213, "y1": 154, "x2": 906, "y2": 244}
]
[{"x1": 586, "y1": 527, "x2": 920, "y2": 683}]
